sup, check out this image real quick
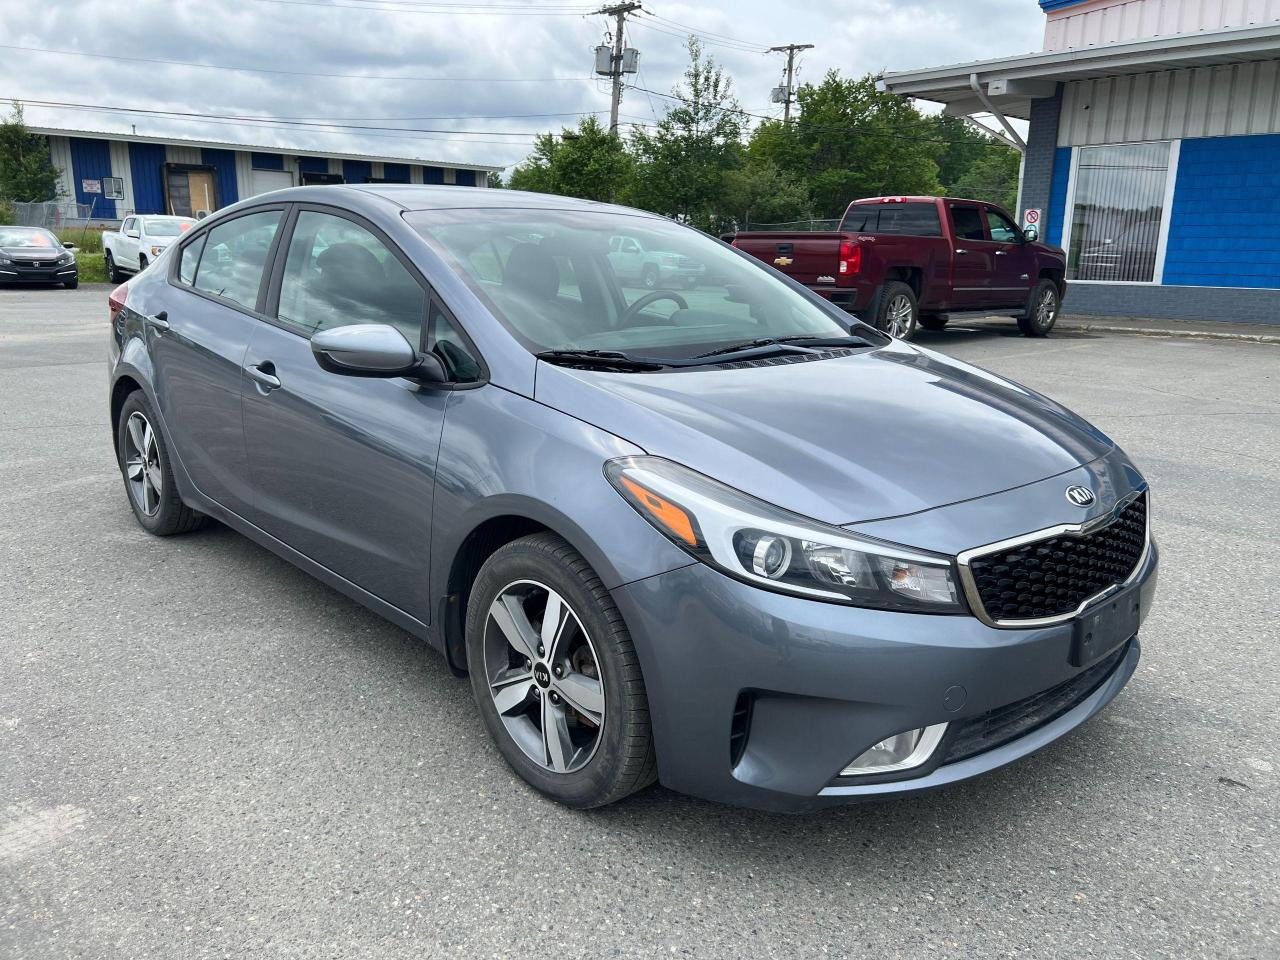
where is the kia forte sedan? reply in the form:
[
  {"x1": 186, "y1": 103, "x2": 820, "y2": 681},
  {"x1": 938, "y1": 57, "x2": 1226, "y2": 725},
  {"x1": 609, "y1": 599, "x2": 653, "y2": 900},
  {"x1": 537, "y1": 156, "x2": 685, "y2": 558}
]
[{"x1": 107, "y1": 185, "x2": 1157, "y2": 811}]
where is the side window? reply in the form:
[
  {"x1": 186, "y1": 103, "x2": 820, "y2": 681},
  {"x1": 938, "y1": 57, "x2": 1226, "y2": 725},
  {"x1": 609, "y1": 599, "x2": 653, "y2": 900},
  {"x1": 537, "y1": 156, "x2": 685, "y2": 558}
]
[
  {"x1": 178, "y1": 233, "x2": 206, "y2": 285},
  {"x1": 191, "y1": 210, "x2": 282, "y2": 310},
  {"x1": 986, "y1": 208, "x2": 1021, "y2": 244},
  {"x1": 122, "y1": 217, "x2": 136, "y2": 235},
  {"x1": 621, "y1": 238, "x2": 641, "y2": 254},
  {"x1": 277, "y1": 210, "x2": 425, "y2": 342},
  {"x1": 427, "y1": 298, "x2": 483, "y2": 384},
  {"x1": 950, "y1": 205, "x2": 986, "y2": 242}
]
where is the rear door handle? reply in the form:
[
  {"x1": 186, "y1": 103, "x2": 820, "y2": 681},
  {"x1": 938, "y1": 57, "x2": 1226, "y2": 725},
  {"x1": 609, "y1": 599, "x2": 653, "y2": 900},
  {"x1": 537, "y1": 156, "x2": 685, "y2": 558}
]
[
  {"x1": 995, "y1": 249, "x2": 1008, "y2": 256},
  {"x1": 146, "y1": 311, "x2": 170, "y2": 331},
  {"x1": 246, "y1": 362, "x2": 281, "y2": 390}
]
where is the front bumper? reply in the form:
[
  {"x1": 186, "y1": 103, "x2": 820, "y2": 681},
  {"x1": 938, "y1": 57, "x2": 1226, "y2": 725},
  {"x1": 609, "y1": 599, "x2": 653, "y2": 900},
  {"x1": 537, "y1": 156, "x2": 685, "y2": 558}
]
[
  {"x1": 0, "y1": 263, "x2": 78, "y2": 283},
  {"x1": 612, "y1": 540, "x2": 1157, "y2": 812}
]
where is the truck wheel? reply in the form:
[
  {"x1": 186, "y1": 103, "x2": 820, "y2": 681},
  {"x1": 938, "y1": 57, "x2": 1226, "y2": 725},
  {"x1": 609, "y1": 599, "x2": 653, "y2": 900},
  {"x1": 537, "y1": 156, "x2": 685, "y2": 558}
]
[
  {"x1": 919, "y1": 314, "x2": 948, "y2": 331},
  {"x1": 641, "y1": 265, "x2": 659, "y2": 290},
  {"x1": 138, "y1": 255, "x2": 149, "y2": 272},
  {"x1": 105, "y1": 251, "x2": 121, "y2": 284},
  {"x1": 875, "y1": 282, "x2": 919, "y2": 340},
  {"x1": 1019, "y1": 280, "x2": 1060, "y2": 337}
]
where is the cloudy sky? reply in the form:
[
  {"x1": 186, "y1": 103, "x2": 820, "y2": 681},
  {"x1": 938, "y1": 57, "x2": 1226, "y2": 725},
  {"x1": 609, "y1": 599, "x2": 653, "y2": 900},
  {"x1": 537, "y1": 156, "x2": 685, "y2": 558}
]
[{"x1": 1, "y1": 0, "x2": 1044, "y2": 171}]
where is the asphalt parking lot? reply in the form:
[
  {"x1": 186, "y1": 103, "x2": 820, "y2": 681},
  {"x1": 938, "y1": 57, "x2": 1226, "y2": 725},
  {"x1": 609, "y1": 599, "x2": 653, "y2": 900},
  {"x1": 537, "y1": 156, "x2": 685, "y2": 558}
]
[{"x1": 2, "y1": 285, "x2": 1277, "y2": 959}]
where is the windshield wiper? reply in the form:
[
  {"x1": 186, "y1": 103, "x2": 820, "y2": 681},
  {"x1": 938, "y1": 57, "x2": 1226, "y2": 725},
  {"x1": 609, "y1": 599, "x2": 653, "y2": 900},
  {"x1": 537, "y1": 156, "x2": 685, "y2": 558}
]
[
  {"x1": 691, "y1": 334, "x2": 874, "y2": 360},
  {"x1": 536, "y1": 349, "x2": 667, "y2": 372}
]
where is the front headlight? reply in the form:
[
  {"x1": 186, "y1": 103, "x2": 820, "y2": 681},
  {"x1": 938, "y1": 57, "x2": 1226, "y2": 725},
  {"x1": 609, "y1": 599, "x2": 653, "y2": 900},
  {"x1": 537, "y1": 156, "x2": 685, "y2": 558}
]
[
  {"x1": 150, "y1": 245, "x2": 163, "y2": 257},
  {"x1": 605, "y1": 456, "x2": 964, "y2": 613},
  {"x1": 0, "y1": 257, "x2": 12, "y2": 265}
]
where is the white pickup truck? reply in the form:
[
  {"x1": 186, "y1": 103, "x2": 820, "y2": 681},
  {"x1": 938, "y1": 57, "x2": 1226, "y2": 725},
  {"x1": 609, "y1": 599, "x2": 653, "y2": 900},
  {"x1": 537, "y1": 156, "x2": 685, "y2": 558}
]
[{"x1": 103, "y1": 215, "x2": 197, "y2": 282}]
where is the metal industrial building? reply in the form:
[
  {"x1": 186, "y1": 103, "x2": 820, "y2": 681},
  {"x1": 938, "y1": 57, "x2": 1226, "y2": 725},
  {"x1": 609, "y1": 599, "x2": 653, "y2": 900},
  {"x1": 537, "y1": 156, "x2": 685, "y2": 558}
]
[
  {"x1": 32, "y1": 125, "x2": 500, "y2": 223},
  {"x1": 882, "y1": 0, "x2": 1280, "y2": 324}
]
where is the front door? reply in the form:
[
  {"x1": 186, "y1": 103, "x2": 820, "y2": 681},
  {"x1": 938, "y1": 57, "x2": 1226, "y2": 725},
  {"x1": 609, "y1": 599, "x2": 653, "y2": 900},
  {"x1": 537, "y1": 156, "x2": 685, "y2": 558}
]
[
  {"x1": 946, "y1": 203, "x2": 992, "y2": 308},
  {"x1": 150, "y1": 207, "x2": 285, "y2": 515},
  {"x1": 983, "y1": 206, "x2": 1036, "y2": 307},
  {"x1": 240, "y1": 207, "x2": 447, "y2": 620}
]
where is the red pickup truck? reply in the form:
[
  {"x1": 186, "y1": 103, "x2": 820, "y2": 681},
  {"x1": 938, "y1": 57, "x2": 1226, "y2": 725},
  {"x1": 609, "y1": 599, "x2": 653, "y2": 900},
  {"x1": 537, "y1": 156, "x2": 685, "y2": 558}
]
[{"x1": 732, "y1": 196, "x2": 1066, "y2": 340}]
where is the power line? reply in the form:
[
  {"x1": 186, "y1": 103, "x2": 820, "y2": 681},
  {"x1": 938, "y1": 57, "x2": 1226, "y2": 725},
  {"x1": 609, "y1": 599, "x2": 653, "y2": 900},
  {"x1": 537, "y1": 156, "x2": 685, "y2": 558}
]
[
  {"x1": 251, "y1": 0, "x2": 595, "y2": 13},
  {"x1": 645, "y1": 13, "x2": 771, "y2": 52},
  {"x1": 629, "y1": 18, "x2": 766, "y2": 54},
  {"x1": 0, "y1": 42, "x2": 590, "y2": 84}
]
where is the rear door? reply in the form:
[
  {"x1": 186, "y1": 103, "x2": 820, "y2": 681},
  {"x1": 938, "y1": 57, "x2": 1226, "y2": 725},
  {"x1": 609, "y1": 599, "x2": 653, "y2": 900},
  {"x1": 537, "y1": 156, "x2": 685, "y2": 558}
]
[
  {"x1": 150, "y1": 206, "x2": 286, "y2": 516},
  {"x1": 946, "y1": 203, "x2": 992, "y2": 307},
  {"x1": 983, "y1": 206, "x2": 1035, "y2": 306},
  {"x1": 239, "y1": 205, "x2": 456, "y2": 620}
]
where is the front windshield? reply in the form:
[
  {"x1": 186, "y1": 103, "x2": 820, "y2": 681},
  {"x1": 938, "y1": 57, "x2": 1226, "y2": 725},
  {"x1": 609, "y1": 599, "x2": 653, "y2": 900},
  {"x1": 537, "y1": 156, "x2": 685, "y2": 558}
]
[
  {"x1": 407, "y1": 208, "x2": 857, "y2": 358},
  {"x1": 144, "y1": 218, "x2": 195, "y2": 237},
  {"x1": 0, "y1": 227, "x2": 60, "y2": 248}
]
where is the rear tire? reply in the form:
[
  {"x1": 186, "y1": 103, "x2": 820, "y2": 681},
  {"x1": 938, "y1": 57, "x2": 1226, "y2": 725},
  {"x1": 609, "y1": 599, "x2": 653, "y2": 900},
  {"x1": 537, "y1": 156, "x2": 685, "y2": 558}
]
[
  {"x1": 115, "y1": 391, "x2": 206, "y2": 536},
  {"x1": 105, "y1": 251, "x2": 121, "y2": 284},
  {"x1": 1019, "y1": 280, "x2": 1060, "y2": 337},
  {"x1": 466, "y1": 532, "x2": 657, "y2": 808},
  {"x1": 918, "y1": 313, "x2": 948, "y2": 331},
  {"x1": 872, "y1": 281, "x2": 919, "y2": 340}
]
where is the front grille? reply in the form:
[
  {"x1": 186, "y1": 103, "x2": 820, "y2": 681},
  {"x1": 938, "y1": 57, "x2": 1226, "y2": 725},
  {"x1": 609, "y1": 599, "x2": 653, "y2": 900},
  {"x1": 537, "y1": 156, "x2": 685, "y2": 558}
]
[
  {"x1": 966, "y1": 493, "x2": 1147, "y2": 623},
  {"x1": 941, "y1": 642, "x2": 1129, "y2": 765}
]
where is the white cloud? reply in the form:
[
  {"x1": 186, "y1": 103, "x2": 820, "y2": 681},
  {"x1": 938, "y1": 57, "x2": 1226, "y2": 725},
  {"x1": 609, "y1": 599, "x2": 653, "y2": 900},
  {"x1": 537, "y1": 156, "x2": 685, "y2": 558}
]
[{"x1": 0, "y1": 0, "x2": 1043, "y2": 169}]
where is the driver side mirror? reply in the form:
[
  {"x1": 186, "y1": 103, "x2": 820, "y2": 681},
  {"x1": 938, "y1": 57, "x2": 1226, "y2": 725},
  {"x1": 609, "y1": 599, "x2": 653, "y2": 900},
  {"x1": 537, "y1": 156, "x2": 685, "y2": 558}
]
[
  {"x1": 1023, "y1": 225, "x2": 1039, "y2": 243},
  {"x1": 62, "y1": 241, "x2": 76, "y2": 250},
  {"x1": 311, "y1": 324, "x2": 446, "y2": 382}
]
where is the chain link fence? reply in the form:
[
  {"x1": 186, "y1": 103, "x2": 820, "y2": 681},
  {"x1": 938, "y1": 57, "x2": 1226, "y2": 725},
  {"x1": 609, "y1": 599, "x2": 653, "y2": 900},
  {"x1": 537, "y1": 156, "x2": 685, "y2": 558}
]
[{"x1": 10, "y1": 200, "x2": 97, "y2": 230}]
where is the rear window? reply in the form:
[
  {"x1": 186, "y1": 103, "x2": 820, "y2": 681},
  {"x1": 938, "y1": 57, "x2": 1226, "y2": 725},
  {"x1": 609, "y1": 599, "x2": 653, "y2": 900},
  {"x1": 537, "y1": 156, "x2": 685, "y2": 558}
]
[{"x1": 839, "y1": 202, "x2": 942, "y2": 237}]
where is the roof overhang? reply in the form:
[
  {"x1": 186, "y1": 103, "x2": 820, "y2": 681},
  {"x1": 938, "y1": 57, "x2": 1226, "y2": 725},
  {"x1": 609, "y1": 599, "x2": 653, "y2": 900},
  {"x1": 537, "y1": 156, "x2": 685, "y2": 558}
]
[{"x1": 879, "y1": 22, "x2": 1280, "y2": 121}]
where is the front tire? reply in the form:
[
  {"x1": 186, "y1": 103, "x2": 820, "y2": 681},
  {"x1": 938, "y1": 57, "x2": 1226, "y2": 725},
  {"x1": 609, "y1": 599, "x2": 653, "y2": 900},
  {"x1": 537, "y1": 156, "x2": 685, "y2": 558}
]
[
  {"x1": 466, "y1": 533, "x2": 657, "y2": 808},
  {"x1": 63, "y1": 279, "x2": 79, "y2": 290},
  {"x1": 115, "y1": 391, "x2": 206, "y2": 536},
  {"x1": 641, "y1": 264, "x2": 659, "y2": 290},
  {"x1": 1019, "y1": 279, "x2": 1060, "y2": 337},
  {"x1": 873, "y1": 281, "x2": 919, "y2": 340}
]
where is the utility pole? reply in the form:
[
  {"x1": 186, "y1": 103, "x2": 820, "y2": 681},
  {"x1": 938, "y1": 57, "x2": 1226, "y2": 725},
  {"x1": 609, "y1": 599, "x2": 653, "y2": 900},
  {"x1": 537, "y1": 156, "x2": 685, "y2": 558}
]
[
  {"x1": 596, "y1": 2, "x2": 642, "y2": 135},
  {"x1": 769, "y1": 43, "x2": 813, "y2": 123}
]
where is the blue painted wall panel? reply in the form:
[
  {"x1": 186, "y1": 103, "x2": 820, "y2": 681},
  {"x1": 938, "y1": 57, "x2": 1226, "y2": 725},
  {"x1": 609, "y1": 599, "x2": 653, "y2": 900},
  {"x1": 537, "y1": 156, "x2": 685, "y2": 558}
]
[
  {"x1": 454, "y1": 169, "x2": 476, "y2": 187},
  {"x1": 422, "y1": 166, "x2": 444, "y2": 185},
  {"x1": 128, "y1": 142, "x2": 167, "y2": 214},
  {"x1": 381, "y1": 162, "x2": 410, "y2": 183},
  {"x1": 343, "y1": 160, "x2": 372, "y2": 183},
  {"x1": 297, "y1": 156, "x2": 329, "y2": 174},
  {"x1": 1163, "y1": 134, "x2": 1280, "y2": 289},
  {"x1": 69, "y1": 137, "x2": 116, "y2": 218},
  {"x1": 251, "y1": 152, "x2": 284, "y2": 170},
  {"x1": 201, "y1": 148, "x2": 238, "y2": 208},
  {"x1": 1047, "y1": 146, "x2": 1071, "y2": 249}
]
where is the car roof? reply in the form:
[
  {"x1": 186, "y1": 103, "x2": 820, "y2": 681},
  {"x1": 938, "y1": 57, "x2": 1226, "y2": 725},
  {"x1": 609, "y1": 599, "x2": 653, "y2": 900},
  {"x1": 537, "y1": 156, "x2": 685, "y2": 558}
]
[{"x1": 252, "y1": 183, "x2": 656, "y2": 218}]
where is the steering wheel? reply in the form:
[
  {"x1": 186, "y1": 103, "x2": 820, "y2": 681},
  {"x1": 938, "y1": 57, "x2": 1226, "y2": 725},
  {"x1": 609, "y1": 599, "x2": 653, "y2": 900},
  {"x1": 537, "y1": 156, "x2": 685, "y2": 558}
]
[{"x1": 618, "y1": 289, "x2": 689, "y2": 326}]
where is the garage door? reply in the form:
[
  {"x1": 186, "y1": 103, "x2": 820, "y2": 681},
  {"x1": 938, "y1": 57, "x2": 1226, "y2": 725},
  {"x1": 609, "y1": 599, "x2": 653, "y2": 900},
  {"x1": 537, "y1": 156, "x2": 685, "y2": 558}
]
[{"x1": 249, "y1": 168, "x2": 294, "y2": 198}]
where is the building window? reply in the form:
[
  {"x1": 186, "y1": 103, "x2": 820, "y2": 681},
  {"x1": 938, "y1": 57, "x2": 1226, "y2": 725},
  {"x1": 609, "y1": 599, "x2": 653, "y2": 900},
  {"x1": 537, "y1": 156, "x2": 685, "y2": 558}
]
[{"x1": 1067, "y1": 141, "x2": 1171, "y2": 283}]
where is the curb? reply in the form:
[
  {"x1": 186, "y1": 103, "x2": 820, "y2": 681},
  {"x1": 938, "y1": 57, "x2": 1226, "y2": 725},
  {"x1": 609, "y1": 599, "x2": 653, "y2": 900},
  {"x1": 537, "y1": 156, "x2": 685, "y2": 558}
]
[{"x1": 1057, "y1": 321, "x2": 1280, "y2": 345}]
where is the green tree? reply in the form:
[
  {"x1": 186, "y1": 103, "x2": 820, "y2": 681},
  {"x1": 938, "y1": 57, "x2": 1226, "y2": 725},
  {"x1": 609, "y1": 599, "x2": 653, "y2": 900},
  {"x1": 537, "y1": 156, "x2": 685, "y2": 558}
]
[
  {"x1": 625, "y1": 38, "x2": 744, "y2": 232},
  {"x1": 950, "y1": 147, "x2": 1021, "y2": 212},
  {"x1": 0, "y1": 102, "x2": 62, "y2": 203},
  {"x1": 506, "y1": 115, "x2": 632, "y2": 203},
  {"x1": 486, "y1": 170, "x2": 504, "y2": 189},
  {"x1": 721, "y1": 159, "x2": 810, "y2": 229}
]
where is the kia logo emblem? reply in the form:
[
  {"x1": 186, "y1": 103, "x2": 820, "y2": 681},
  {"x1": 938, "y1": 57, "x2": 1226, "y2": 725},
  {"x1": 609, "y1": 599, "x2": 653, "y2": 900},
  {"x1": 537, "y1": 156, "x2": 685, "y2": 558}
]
[{"x1": 1065, "y1": 485, "x2": 1096, "y2": 507}]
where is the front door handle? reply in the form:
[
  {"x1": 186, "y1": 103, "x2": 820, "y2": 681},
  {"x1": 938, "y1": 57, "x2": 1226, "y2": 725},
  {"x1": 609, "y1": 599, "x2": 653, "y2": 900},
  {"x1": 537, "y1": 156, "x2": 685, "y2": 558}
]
[
  {"x1": 246, "y1": 362, "x2": 281, "y2": 391},
  {"x1": 955, "y1": 248, "x2": 969, "y2": 255},
  {"x1": 146, "y1": 311, "x2": 170, "y2": 331}
]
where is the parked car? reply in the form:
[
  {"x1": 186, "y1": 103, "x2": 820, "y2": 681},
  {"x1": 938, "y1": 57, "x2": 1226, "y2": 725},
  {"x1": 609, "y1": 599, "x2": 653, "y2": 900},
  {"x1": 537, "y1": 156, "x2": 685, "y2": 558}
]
[
  {"x1": 104, "y1": 215, "x2": 197, "y2": 282},
  {"x1": 108, "y1": 185, "x2": 1156, "y2": 811},
  {"x1": 608, "y1": 234, "x2": 705, "y2": 289},
  {"x1": 0, "y1": 226, "x2": 78, "y2": 288},
  {"x1": 731, "y1": 196, "x2": 1066, "y2": 340}
]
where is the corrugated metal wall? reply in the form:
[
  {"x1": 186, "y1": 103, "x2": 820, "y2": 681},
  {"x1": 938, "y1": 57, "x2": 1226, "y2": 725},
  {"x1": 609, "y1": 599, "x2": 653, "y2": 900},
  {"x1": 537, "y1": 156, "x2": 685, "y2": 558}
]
[
  {"x1": 128, "y1": 142, "x2": 167, "y2": 214},
  {"x1": 343, "y1": 159, "x2": 372, "y2": 183},
  {"x1": 47, "y1": 136, "x2": 76, "y2": 201},
  {"x1": 201, "y1": 149, "x2": 239, "y2": 208},
  {"x1": 1045, "y1": 0, "x2": 1280, "y2": 51},
  {"x1": 381, "y1": 163, "x2": 410, "y2": 182},
  {"x1": 1059, "y1": 61, "x2": 1280, "y2": 145},
  {"x1": 68, "y1": 137, "x2": 116, "y2": 218}
]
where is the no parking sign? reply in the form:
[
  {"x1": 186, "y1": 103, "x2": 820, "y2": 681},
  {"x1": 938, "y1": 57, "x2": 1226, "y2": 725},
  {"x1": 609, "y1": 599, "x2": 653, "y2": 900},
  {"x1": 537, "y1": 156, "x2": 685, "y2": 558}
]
[{"x1": 1023, "y1": 208, "x2": 1041, "y2": 227}]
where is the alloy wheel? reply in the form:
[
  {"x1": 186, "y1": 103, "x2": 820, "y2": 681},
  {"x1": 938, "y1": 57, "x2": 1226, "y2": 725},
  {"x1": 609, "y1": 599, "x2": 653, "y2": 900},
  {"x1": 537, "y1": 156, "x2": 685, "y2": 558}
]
[
  {"x1": 123, "y1": 412, "x2": 163, "y2": 516},
  {"x1": 1035, "y1": 288, "x2": 1058, "y2": 329},
  {"x1": 483, "y1": 579, "x2": 605, "y2": 774},
  {"x1": 885, "y1": 294, "x2": 914, "y2": 338}
]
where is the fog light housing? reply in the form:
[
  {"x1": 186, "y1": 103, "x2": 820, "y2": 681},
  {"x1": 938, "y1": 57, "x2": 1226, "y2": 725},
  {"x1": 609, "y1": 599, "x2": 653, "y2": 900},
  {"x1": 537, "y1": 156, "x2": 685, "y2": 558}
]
[{"x1": 839, "y1": 723, "x2": 948, "y2": 776}]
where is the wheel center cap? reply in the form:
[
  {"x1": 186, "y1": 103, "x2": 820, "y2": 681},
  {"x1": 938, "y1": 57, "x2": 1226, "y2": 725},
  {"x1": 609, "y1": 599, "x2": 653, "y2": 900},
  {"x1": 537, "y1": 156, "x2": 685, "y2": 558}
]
[{"x1": 533, "y1": 663, "x2": 551, "y2": 688}]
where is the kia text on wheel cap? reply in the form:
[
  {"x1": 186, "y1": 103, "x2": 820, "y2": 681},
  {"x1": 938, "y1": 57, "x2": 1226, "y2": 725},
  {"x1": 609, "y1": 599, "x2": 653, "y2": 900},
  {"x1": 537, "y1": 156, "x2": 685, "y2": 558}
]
[{"x1": 1065, "y1": 485, "x2": 1096, "y2": 507}]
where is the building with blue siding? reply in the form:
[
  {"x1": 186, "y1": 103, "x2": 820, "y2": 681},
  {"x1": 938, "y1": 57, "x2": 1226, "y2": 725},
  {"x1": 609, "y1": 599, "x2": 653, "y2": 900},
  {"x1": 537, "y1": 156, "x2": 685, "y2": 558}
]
[
  {"x1": 34, "y1": 125, "x2": 500, "y2": 224},
  {"x1": 880, "y1": 0, "x2": 1280, "y2": 324}
]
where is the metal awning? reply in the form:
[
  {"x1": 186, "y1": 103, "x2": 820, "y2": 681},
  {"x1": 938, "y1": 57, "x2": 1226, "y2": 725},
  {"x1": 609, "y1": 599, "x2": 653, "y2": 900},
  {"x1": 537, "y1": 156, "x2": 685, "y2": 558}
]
[{"x1": 879, "y1": 22, "x2": 1280, "y2": 123}]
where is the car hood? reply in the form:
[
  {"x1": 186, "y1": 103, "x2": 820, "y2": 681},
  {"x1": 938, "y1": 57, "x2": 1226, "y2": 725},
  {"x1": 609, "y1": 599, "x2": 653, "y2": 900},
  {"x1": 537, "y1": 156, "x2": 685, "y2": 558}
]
[
  {"x1": 534, "y1": 342, "x2": 1114, "y2": 525},
  {"x1": 0, "y1": 246, "x2": 63, "y2": 259}
]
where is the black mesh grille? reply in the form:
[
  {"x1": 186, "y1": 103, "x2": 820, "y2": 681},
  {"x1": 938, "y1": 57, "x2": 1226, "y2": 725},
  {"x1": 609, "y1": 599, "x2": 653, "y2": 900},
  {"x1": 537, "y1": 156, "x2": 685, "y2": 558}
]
[
  {"x1": 967, "y1": 494, "x2": 1147, "y2": 622},
  {"x1": 941, "y1": 642, "x2": 1129, "y2": 765}
]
